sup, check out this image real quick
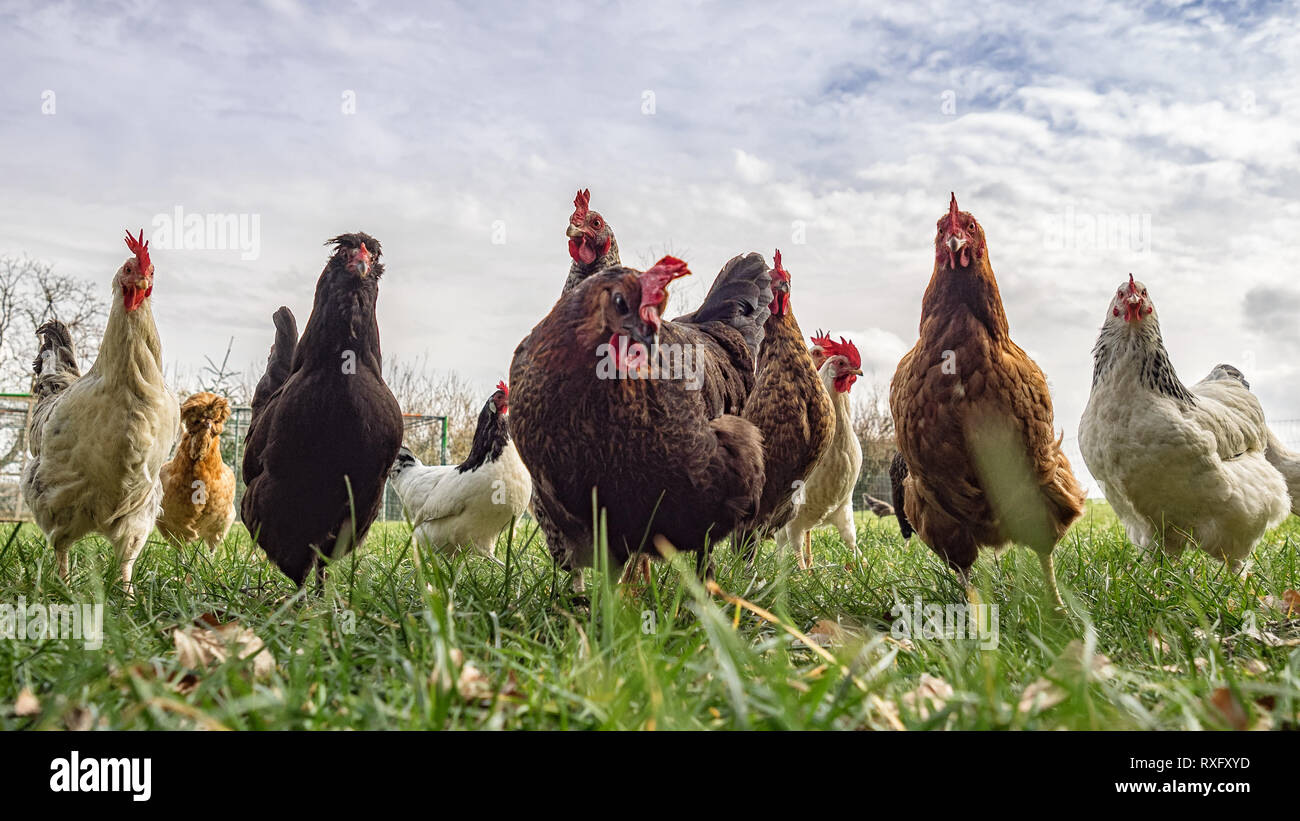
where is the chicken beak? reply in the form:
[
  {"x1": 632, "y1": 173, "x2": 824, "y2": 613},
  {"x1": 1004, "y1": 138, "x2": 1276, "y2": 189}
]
[
  {"x1": 566, "y1": 224, "x2": 584, "y2": 239},
  {"x1": 947, "y1": 236, "x2": 965, "y2": 253},
  {"x1": 848, "y1": 367, "x2": 864, "y2": 376}
]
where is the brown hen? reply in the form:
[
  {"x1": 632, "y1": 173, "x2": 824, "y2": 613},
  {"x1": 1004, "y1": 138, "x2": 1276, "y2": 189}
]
[
  {"x1": 157, "y1": 392, "x2": 236, "y2": 550},
  {"x1": 736, "y1": 250, "x2": 834, "y2": 560},
  {"x1": 890, "y1": 194, "x2": 1085, "y2": 606}
]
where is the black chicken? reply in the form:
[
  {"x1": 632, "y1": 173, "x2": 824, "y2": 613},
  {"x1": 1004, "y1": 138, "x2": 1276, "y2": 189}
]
[{"x1": 241, "y1": 233, "x2": 404, "y2": 586}]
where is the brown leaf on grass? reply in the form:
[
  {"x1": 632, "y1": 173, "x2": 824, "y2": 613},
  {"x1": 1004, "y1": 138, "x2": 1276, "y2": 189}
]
[
  {"x1": 1240, "y1": 658, "x2": 1268, "y2": 676},
  {"x1": 456, "y1": 660, "x2": 520, "y2": 704},
  {"x1": 804, "y1": 619, "x2": 853, "y2": 648},
  {"x1": 1147, "y1": 630, "x2": 1172, "y2": 656},
  {"x1": 13, "y1": 688, "x2": 40, "y2": 717},
  {"x1": 1260, "y1": 590, "x2": 1300, "y2": 618},
  {"x1": 1018, "y1": 640, "x2": 1114, "y2": 715},
  {"x1": 1209, "y1": 687, "x2": 1249, "y2": 730},
  {"x1": 171, "y1": 615, "x2": 276, "y2": 683},
  {"x1": 63, "y1": 705, "x2": 94, "y2": 731},
  {"x1": 900, "y1": 674, "x2": 953, "y2": 720}
]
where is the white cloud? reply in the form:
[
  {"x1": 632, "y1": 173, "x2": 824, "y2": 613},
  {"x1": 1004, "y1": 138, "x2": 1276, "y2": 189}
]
[
  {"x1": 733, "y1": 149, "x2": 772, "y2": 184},
  {"x1": 0, "y1": 0, "x2": 1297, "y2": 490}
]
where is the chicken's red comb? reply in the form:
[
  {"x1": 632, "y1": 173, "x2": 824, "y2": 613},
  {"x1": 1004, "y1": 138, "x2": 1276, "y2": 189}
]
[
  {"x1": 572, "y1": 189, "x2": 591, "y2": 219},
  {"x1": 949, "y1": 192, "x2": 960, "y2": 223},
  {"x1": 771, "y1": 249, "x2": 789, "y2": 282},
  {"x1": 811, "y1": 334, "x2": 861, "y2": 369},
  {"x1": 124, "y1": 228, "x2": 151, "y2": 272},
  {"x1": 496, "y1": 380, "x2": 509, "y2": 396},
  {"x1": 640, "y1": 256, "x2": 691, "y2": 308},
  {"x1": 1127, "y1": 273, "x2": 1138, "y2": 294}
]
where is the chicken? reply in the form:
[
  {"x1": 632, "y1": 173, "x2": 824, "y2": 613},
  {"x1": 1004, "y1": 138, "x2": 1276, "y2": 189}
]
[
  {"x1": 22, "y1": 230, "x2": 180, "y2": 585},
  {"x1": 779, "y1": 334, "x2": 864, "y2": 568},
  {"x1": 510, "y1": 254, "x2": 769, "y2": 574},
  {"x1": 564, "y1": 188, "x2": 621, "y2": 293},
  {"x1": 240, "y1": 233, "x2": 404, "y2": 586},
  {"x1": 156, "y1": 392, "x2": 236, "y2": 550},
  {"x1": 890, "y1": 194, "x2": 1085, "y2": 605},
  {"x1": 735, "y1": 250, "x2": 834, "y2": 559},
  {"x1": 888, "y1": 451, "x2": 914, "y2": 539},
  {"x1": 389, "y1": 382, "x2": 532, "y2": 562},
  {"x1": 861, "y1": 495, "x2": 894, "y2": 518},
  {"x1": 1079, "y1": 276, "x2": 1300, "y2": 567}
]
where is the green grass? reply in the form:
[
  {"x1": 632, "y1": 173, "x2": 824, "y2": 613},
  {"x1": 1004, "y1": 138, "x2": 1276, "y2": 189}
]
[{"x1": 1, "y1": 502, "x2": 1297, "y2": 730}]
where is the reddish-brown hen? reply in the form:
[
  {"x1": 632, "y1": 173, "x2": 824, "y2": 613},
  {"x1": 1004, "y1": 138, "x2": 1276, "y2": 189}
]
[
  {"x1": 510, "y1": 254, "x2": 770, "y2": 575},
  {"x1": 890, "y1": 194, "x2": 1085, "y2": 605},
  {"x1": 736, "y1": 250, "x2": 834, "y2": 558}
]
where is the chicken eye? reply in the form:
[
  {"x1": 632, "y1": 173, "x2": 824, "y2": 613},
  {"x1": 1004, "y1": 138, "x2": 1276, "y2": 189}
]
[
  {"x1": 612, "y1": 291, "x2": 629, "y2": 315},
  {"x1": 592, "y1": 217, "x2": 602, "y2": 229}
]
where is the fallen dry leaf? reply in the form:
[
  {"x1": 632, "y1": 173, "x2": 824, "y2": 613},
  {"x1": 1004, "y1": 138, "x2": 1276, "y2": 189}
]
[
  {"x1": 1260, "y1": 590, "x2": 1300, "y2": 617},
  {"x1": 804, "y1": 619, "x2": 853, "y2": 648},
  {"x1": 172, "y1": 615, "x2": 276, "y2": 683},
  {"x1": 13, "y1": 688, "x2": 40, "y2": 717},
  {"x1": 1018, "y1": 640, "x2": 1113, "y2": 715},
  {"x1": 1209, "y1": 687, "x2": 1249, "y2": 730},
  {"x1": 1240, "y1": 658, "x2": 1268, "y2": 676},
  {"x1": 1147, "y1": 630, "x2": 1172, "y2": 656},
  {"x1": 63, "y1": 705, "x2": 94, "y2": 731},
  {"x1": 456, "y1": 661, "x2": 520, "y2": 704},
  {"x1": 901, "y1": 674, "x2": 953, "y2": 720}
]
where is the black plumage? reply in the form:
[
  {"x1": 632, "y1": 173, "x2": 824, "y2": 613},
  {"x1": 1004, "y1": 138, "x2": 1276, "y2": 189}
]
[
  {"x1": 889, "y1": 451, "x2": 914, "y2": 539},
  {"x1": 241, "y1": 233, "x2": 403, "y2": 586}
]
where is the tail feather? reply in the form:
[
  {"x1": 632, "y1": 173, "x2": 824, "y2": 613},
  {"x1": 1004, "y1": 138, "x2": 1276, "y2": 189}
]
[
  {"x1": 673, "y1": 252, "x2": 771, "y2": 361},
  {"x1": 30, "y1": 319, "x2": 80, "y2": 400},
  {"x1": 250, "y1": 307, "x2": 298, "y2": 422},
  {"x1": 889, "y1": 451, "x2": 914, "y2": 539},
  {"x1": 1266, "y1": 430, "x2": 1300, "y2": 517}
]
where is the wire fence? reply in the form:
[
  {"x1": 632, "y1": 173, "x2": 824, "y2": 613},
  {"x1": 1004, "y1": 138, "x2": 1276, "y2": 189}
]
[
  {"x1": 5, "y1": 396, "x2": 1300, "y2": 522},
  {"x1": 0, "y1": 395, "x2": 449, "y2": 523}
]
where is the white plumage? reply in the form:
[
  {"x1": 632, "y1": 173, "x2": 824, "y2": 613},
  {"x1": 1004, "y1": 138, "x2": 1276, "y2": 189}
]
[
  {"x1": 22, "y1": 233, "x2": 180, "y2": 586},
  {"x1": 389, "y1": 384, "x2": 531, "y2": 562},
  {"x1": 1080, "y1": 276, "x2": 1300, "y2": 566},
  {"x1": 778, "y1": 353, "x2": 864, "y2": 562}
]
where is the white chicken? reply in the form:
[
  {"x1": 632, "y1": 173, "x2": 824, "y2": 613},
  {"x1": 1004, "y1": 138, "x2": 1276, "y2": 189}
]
[
  {"x1": 1080, "y1": 275, "x2": 1300, "y2": 567},
  {"x1": 22, "y1": 230, "x2": 180, "y2": 586},
  {"x1": 389, "y1": 382, "x2": 532, "y2": 562},
  {"x1": 778, "y1": 334, "x2": 864, "y2": 566}
]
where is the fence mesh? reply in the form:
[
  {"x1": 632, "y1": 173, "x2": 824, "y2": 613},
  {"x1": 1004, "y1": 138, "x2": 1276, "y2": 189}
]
[{"x1": 0, "y1": 396, "x2": 448, "y2": 523}]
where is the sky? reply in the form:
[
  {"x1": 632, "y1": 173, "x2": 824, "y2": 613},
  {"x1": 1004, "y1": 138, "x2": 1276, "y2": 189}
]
[{"x1": 1, "y1": 0, "x2": 1298, "y2": 493}]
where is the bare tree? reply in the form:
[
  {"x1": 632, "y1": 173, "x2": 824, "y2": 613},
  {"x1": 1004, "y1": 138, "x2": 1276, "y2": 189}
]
[
  {"x1": 0, "y1": 255, "x2": 108, "y2": 511},
  {"x1": 0, "y1": 255, "x2": 107, "y2": 391},
  {"x1": 852, "y1": 381, "x2": 896, "y2": 503},
  {"x1": 384, "y1": 356, "x2": 485, "y2": 465}
]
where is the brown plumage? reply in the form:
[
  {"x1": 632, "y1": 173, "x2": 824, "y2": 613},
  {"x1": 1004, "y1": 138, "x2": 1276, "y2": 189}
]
[
  {"x1": 862, "y1": 494, "x2": 894, "y2": 518},
  {"x1": 157, "y1": 392, "x2": 236, "y2": 550},
  {"x1": 735, "y1": 250, "x2": 834, "y2": 557},
  {"x1": 240, "y1": 233, "x2": 404, "y2": 586},
  {"x1": 510, "y1": 254, "x2": 770, "y2": 573},
  {"x1": 889, "y1": 194, "x2": 1085, "y2": 605}
]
